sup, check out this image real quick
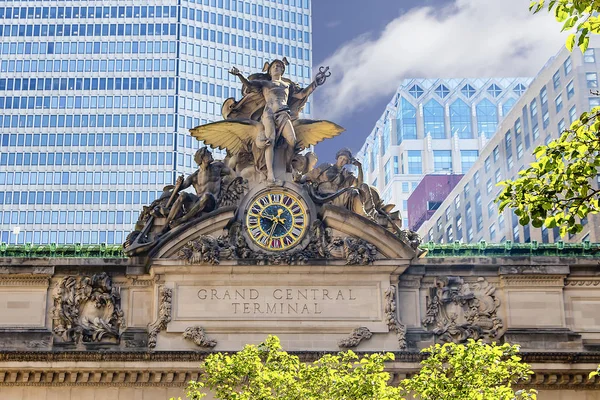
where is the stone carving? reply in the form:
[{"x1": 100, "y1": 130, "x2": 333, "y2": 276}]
[
  {"x1": 328, "y1": 236, "x2": 378, "y2": 265},
  {"x1": 190, "y1": 59, "x2": 343, "y2": 183},
  {"x1": 338, "y1": 327, "x2": 373, "y2": 348},
  {"x1": 298, "y1": 148, "x2": 405, "y2": 237},
  {"x1": 422, "y1": 277, "x2": 503, "y2": 344},
  {"x1": 384, "y1": 285, "x2": 407, "y2": 349},
  {"x1": 52, "y1": 273, "x2": 125, "y2": 343},
  {"x1": 177, "y1": 220, "x2": 379, "y2": 265},
  {"x1": 148, "y1": 287, "x2": 172, "y2": 350},
  {"x1": 183, "y1": 326, "x2": 217, "y2": 348},
  {"x1": 124, "y1": 147, "x2": 248, "y2": 256}
]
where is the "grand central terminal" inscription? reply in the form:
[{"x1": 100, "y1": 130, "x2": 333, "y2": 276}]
[{"x1": 175, "y1": 284, "x2": 381, "y2": 321}]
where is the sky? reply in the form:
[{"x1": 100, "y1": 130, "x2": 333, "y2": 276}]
[{"x1": 310, "y1": 0, "x2": 567, "y2": 162}]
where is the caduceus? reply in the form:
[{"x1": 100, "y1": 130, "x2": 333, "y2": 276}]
[{"x1": 315, "y1": 66, "x2": 331, "y2": 86}]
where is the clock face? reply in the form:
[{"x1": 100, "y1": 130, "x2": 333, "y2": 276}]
[{"x1": 246, "y1": 191, "x2": 308, "y2": 251}]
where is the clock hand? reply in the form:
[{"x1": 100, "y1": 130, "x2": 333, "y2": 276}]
[{"x1": 267, "y1": 219, "x2": 278, "y2": 243}]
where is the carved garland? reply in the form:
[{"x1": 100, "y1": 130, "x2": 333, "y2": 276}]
[
  {"x1": 338, "y1": 327, "x2": 373, "y2": 348},
  {"x1": 384, "y1": 286, "x2": 407, "y2": 350},
  {"x1": 52, "y1": 273, "x2": 125, "y2": 343},
  {"x1": 183, "y1": 326, "x2": 217, "y2": 348},
  {"x1": 148, "y1": 287, "x2": 172, "y2": 350},
  {"x1": 422, "y1": 277, "x2": 503, "y2": 344}
]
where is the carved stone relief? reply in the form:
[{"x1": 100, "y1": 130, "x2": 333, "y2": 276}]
[
  {"x1": 177, "y1": 220, "x2": 379, "y2": 265},
  {"x1": 338, "y1": 327, "x2": 373, "y2": 348},
  {"x1": 422, "y1": 277, "x2": 503, "y2": 344},
  {"x1": 52, "y1": 273, "x2": 125, "y2": 343},
  {"x1": 384, "y1": 286, "x2": 407, "y2": 349},
  {"x1": 182, "y1": 326, "x2": 217, "y2": 348},
  {"x1": 147, "y1": 287, "x2": 172, "y2": 350}
]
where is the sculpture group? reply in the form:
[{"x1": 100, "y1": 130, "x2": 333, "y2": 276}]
[{"x1": 124, "y1": 59, "x2": 416, "y2": 259}]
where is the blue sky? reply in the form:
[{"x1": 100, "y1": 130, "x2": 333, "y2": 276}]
[{"x1": 310, "y1": 0, "x2": 566, "y2": 162}]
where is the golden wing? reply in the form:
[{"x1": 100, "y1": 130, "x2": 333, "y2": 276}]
[
  {"x1": 293, "y1": 120, "x2": 346, "y2": 150},
  {"x1": 189, "y1": 119, "x2": 262, "y2": 155}
]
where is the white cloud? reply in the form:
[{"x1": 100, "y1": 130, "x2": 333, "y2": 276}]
[{"x1": 315, "y1": 0, "x2": 567, "y2": 120}]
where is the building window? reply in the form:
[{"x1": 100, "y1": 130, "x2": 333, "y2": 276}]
[
  {"x1": 397, "y1": 97, "x2": 417, "y2": 142},
  {"x1": 587, "y1": 72, "x2": 598, "y2": 88},
  {"x1": 566, "y1": 80, "x2": 575, "y2": 99},
  {"x1": 489, "y1": 223, "x2": 496, "y2": 241},
  {"x1": 493, "y1": 146, "x2": 499, "y2": 162},
  {"x1": 454, "y1": 195, "x2": 461, "y2": 210},
  {"x1": 498, "y1": 213, "x2": 505, "y2": 230},
  {"x1": 514, "y1": 83, "x2": 527, "y2": 95},
  {"x1": 393, "y1": 156, "x2": 399, "y2": 174},
  {"x1": 569, "y1": 105, "x2": 577, "y2": 123},
  {"x1": 402, "y1": 182, "x2": 409, "y2": 193},
  {"x1": 541, "y1": 226, "x2": 549, "y2": 243},
  {"x1": 495, "y1": 169, "x2": 502, "y2": 183},
  {"x1": 476, "y1": 99, "x2": 498, "y2": 138},
  {"x1": 552, "y1": 70, "x2": 561, "y2": 89},
  {"x1": 532, "y1": 125, "x2": 540, "y2": 140},
  {"x1": 584, "y1": 48, "x2": 596, "y2": 63},
  {"x1": 555, "y1": 94, "x2": 563, "y2": 113},
  {"x1": 407, "y1": 150, "x2": 422, "y2": 174},
  {"x1": 446, "y1": 226, "x2": 454, "y2": 242},
  {"x1": 474, "y1": 171, "x2": 480, "y2": 186},
  {"x1": 530, "y1": 99, "x2": 538, "y2": 121},
  {"x1": 424, "y1": 99, "x2": 446, "y2": 139},
  {"x1": 591, "y1": 97, "x2": 600, "y2": 108},
  {"x1": 540, "y1": 86, "x2": 548, "y2": 105},
  {"x1": 564, "y1": 56, "x2": 572, "y2": 74},
  {"x1": 488, "y1": 200, "x2": 495, "y2": 217},
  {"x1": 384, "y1": 159, "x2": 391, "y2": 185},
  {"x1": 382, "y1": 119, "x2": 391, "y2": 152},
  {"x1": 409, "y1": 85, "x2": 423, "y2": 98},
  {"x1": 502, "y1": 98, "x2": 516, "y2": 116},
  {"x1": 450, "y1": 99, "x2": 473, "y2": 138},
  {"x1": 435, "y1": 84, "x2": 450, "y2": 98},
  {"x1": 487, "y1": 84, "x2": 502, "y2": 97},
  {"x1": 462, "y1": 84, "x2": 476, "y2": 98},
  {"x1": 433, "y1": 150, "x2": 452, "y2": 172},
  {"x1": 460, "y1": 150, "x2": 478, "y2": 172},
  {"x1": 464, "y1": 183, "x2": 470, "y2": 198},
  {"x1": 557, "y1": 118, "x2": 566, "y2": 135},
  {"x1": 486, "y1": 179, "x2": 493, "y2": 194},
  {"x1": 542, "y1": 110, "x2": 550, "y2": 129}
]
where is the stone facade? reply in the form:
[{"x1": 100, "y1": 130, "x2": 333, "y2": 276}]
[{"x1": 1, "y1": 236, "x2": 600, "y2": 398}]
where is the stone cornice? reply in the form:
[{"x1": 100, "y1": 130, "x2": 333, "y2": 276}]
[
  {"x1": 500, "y1": 275, "x2": 565, "y2": 287},
  {"x1": 0, "y1": 276, "x2": 50, "y2": 286},
  {"x1": 1, "y1": 351, "x2": 600, "y2": 364},
  {"x1": 566, "y1": 278, "x2": 600, "y2": 287},
  {"x1": 420, "y1": 242, "x2": 600, "y2": 258}
]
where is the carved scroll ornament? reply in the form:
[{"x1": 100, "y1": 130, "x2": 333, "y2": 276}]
[
  {"x1": 148, "y1": 287, "x2": 172, "y2": 350},
  {"x1": 422, "y1": 277, "x2": 503, "y2": 344},
  {"x1": 52, "y1": 273, "x2": 125, "y2": 343},
  {"x1": 384, "y1": 286, "x2": 407, "y2": 349}
]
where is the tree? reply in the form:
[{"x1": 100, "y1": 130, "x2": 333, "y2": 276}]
[
  {"x1": 497, "y1": 109, "x2": 600, "y2": 237},
  {"x1": 529, "y1": 0, "x2": 600, "y2": 52},
  {"x1": 400, "y1": 340, "x2": 537, "y2": 400},
  {"x1": 172, "y1": 335, "x2": 402, "y2": 400},
  {"x1": 171, "y1": 336, "x2": 536, "y2": 400},
  {"x1": 497, "y1": 1, "x2": 600, "y2": 236}
]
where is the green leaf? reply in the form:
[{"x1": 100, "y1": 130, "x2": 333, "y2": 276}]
[{"x1": 566, "y1": 33, "x2": 576, "y2": 50}]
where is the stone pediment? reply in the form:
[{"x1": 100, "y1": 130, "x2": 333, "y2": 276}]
[{"x1": 146, "y1": 201, "x2": 417, "y2": 266}]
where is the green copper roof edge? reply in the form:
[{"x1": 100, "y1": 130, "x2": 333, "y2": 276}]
[
  {"x1": 420, "y1": 240, "x2": 600, "y2": 258},
  {"x1": 0, "y1": 243, "x2": 126, "y2": 259}
]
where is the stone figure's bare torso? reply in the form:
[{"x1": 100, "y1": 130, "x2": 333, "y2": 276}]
[{"x1": 262, "y1": 79, "x2": 290, "y2": 114}]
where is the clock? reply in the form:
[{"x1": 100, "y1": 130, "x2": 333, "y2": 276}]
[{"x1": 245, "y1": 190, "x2": 308, "y2": 251}]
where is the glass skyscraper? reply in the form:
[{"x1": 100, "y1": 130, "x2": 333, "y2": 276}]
[
  {"x1": 356, "y1": 77, "x2": 531, "y2": 229},
  {"x1": 0, "y1": 0, "x2": 313, "y2": 245}
]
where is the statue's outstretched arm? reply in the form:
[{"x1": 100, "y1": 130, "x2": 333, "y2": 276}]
[
  {"x1": 229, "y1": 67, "x2": 263, "y2": 91},
  {"x1": 293, "y1": 66, "x2": 330, "y2": 99}
]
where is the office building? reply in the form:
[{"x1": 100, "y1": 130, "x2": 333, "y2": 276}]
[
  {"x1": 356, "y1": 77, "x2": 531, "y2": 228},
  {"x1": 406, "y1": 174, "x2": 463, "y2": 231},
  {"x1": 418, "y1": 41, "x2": 600, "y2": 244},
  {"x1": 0, "y1": 0, "x2": 313, "y2": 245}
]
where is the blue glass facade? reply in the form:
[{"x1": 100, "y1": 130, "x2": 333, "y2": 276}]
[{"x1": 0, "y1": 0, "x2": 313, "y2": 245}]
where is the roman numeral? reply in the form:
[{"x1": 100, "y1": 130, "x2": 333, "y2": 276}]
[{"x1": 291, "y1": 227, "x2": 302, "y2": 237}]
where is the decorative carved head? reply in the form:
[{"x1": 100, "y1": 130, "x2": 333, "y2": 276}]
[{"x1": 194, "y1": 147, "x2": 213, "y2": 166}]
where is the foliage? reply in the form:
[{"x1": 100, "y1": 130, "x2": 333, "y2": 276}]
[
  {"x1": 529, "y1": 0, "x2": 600, "y2": 52},
  {"x1": 171, "y1": 335, "x2": 402, "y2": 400},
  {"x1": 497, "y1": 109, "x2": 600, "y2": 237},
  {"x1": 171, "y1": 336, "x2": 538, "y2": 400},
  {"x1": 590, "y1": 365, "x2": 600, "y2": 379},
  {"x1": 400, "y1": 340, "x2": 537, "y2": 400}
]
